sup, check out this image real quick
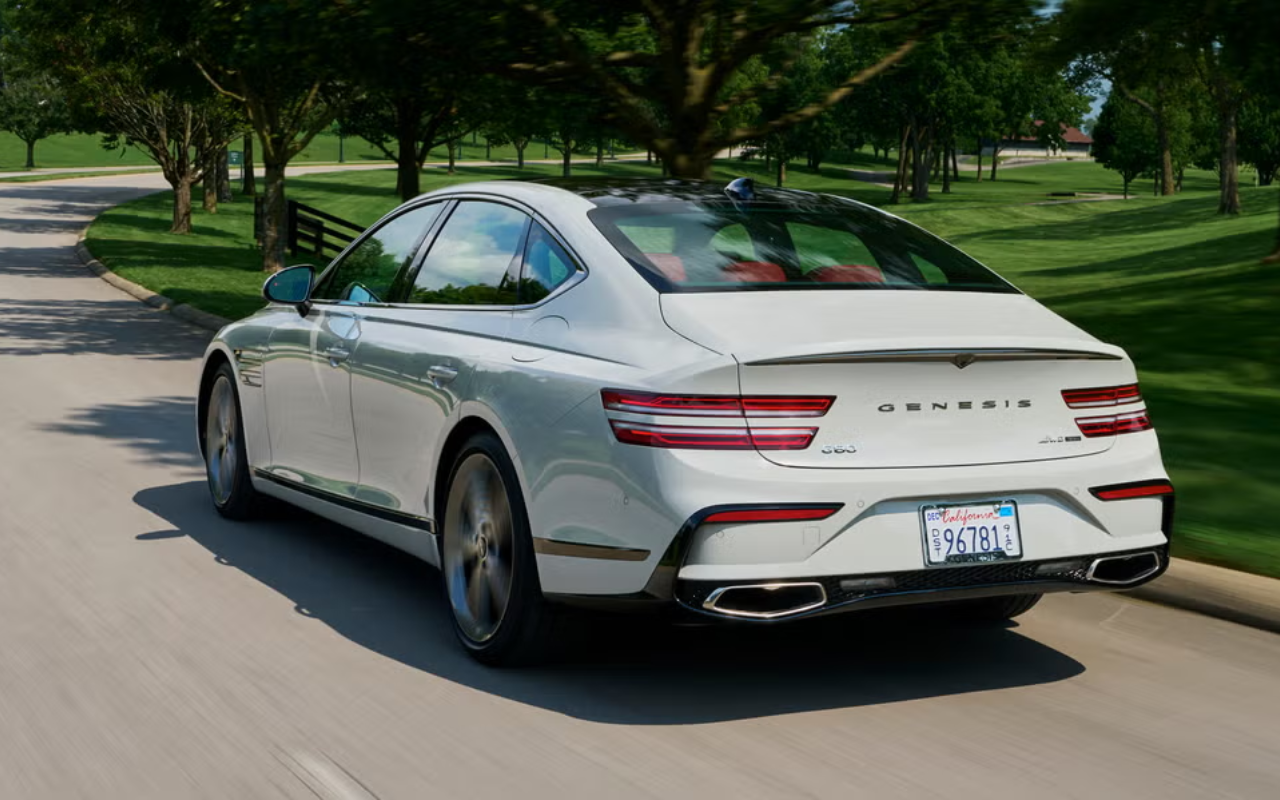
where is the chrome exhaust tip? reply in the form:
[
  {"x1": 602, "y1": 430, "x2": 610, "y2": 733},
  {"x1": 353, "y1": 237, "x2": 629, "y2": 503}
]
[
  {"x1": 1087, "y1": 551, "x2": 1162, "y2": 585},
  {"x1": 702, "y1": 582, "x2": 827, "y2": 619}
]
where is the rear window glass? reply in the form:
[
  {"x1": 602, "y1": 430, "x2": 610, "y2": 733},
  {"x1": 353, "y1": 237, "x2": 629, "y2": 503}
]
[{"x1": 590, "y1": 201, "x2": 1015, "y2": 293}]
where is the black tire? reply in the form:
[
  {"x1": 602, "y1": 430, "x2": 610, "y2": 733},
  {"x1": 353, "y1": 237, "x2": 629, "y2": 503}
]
[
  {"x1": 952, "y1": 592, "x2": 1043, "y2": 622},
  {"x1": 438, "y1": 431, "x2": 559, "y2": 666},
  {"x1": 203, "y1": 362, "x2": 260, "y2": 520}
]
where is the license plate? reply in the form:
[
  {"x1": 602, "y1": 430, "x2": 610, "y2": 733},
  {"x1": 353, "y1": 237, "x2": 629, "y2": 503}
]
[{"x1": 920, "y1": 500, "x2": 1022, "y2": 566}]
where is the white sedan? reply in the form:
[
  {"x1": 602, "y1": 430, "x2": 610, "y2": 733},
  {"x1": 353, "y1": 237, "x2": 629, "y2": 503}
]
[{"x1": 197, "y1": 177, "x2": 1172, "y2": 664}]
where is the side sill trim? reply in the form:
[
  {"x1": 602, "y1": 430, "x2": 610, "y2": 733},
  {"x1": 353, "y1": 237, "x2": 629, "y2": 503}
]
[
  {"x1": 533, "y1": 539, "x2": 651, "y2": 562},
  {"x1": 252, "y1": 468, "x2": 435, "y2": 533}
]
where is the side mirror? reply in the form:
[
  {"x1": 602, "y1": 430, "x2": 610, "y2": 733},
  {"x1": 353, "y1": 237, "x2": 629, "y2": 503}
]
[{"x1": 263, "y1": 265, "x2": 315, "y2": 316}]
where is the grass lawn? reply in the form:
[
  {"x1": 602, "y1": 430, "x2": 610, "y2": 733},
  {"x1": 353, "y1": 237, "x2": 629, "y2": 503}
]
[
  {"x1": 3, "y1": 130, "x2": 639, "y2": 172},
  {"x1": 85, "y1": 156, "x2": 1280, "y2": 579}
]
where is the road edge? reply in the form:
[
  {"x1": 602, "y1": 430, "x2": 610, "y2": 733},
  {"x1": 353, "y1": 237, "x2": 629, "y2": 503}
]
[
  {"x1": 76, "y1": 229, "x2": 232, "y2": 332},
  {"x1": 1127, "y1": 558, "x2": 1280, "y2": 635},
  {"x1": 73, "y1": 219, "x2": 1280, "y2": 639}
]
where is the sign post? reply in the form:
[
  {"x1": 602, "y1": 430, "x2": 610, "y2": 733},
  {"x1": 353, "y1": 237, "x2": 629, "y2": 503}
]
[{"x1": 227, "y1": 150, "x2": 245, "y2": 185}]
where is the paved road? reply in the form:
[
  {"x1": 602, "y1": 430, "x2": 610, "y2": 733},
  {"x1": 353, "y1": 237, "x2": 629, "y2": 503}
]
[{"x1": 1, "y1": 172, "x2": 1279, "y2": 799}]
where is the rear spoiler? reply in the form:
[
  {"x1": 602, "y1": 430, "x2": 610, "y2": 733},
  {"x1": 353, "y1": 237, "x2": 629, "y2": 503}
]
[{"x1": 745, "y1": 348, "x2": 1123, "y2": 369}]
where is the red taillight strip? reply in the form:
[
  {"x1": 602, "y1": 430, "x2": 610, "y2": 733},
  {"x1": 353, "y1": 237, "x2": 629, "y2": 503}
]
[
  {"x1": 1062, "y1": 384, "x2": 1142, "y2": 408},
  {"x1": 602, "y1": 390, "x2": 833, "y2": 418},
  {"x1": 1090, "y1": 480, "x2": 1174, "y2": 501},
  {"x1": 609, "y1": 421, "x2": 817, "y2": 450},
  {"x1": 703, "y1": 506, "x2": 842, "y2": 524},
  {"x1": 1076, "y1": 409, "x2": 1153, "y2": 438},
  {"x1": 602, "y1": 390, "x2": 742, "y2": 417}
]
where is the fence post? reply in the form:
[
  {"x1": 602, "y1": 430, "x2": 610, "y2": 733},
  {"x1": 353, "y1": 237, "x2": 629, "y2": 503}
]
[{"x1": 286, "y1": 200, "x2": 298, "y2": 257}]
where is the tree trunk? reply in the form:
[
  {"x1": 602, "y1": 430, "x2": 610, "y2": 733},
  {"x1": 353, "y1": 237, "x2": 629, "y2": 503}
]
[
  {"x1": 396, "y1": 107, "x2": 420, "y2": 203},
  {"x1": 942, "y1": 145, "x2": 952, "y2": 194},
  {"x1": 1219, "y1": 105, "x2": 1241, "y2": 215},
  {"x1": 666, "y1": 150, "x2": 713, "y2": 179},
  {"x1": 171, "y1": 177, "x2": 193, "y2": 234},
  {"x1": 561, "y1": 142, "x2": 572, "y2": 178},
  {"x1": 447, "y1": 140, "x2": 457, "y2": 175},
  {"x1": 911, "y1": 127, "x2": 931, "y2": 202},
  {"x1": 646, "y1": 149, "x2": 652, "y2": 165},
  {"x1": 486, "y1": 140, "x2": 491, "y2": 160},
  {"x1": 990, "y1": 140, "x2": 1005, "y2": 180},
  {"x1": 1261, "y1": 169, "x2": 1275, "y2": 187},
  {"x1": 218, "y1": 148, "x2": 232, "y2": 203},
  {"x1": 516, "y1": 142, "x2": 526, "y2": 169},
  {"x1": 261, "y1": 160, "x2": 288, "y2": 273},
  {"x1": 951, "y1": 146, "x2": 959, "y2": 181},
  {"x1": 202, "y1": 150, "x2": 218, "y2": 214},
  {"x1": 776, "y1": 157, "x2": 786, "y2": 187},
  {"x1": 595, "y1": 141, "x2": 604, "y2": 168},
  {"x1": 976, "y1": 141, "x2": 983, "y2": 182},
  {"x1": 242, "y1": 134, "x2": 256, "y2": 196},
  {"x1": 24, "y1": 140, "x2": 35, "y2": 169},
  {"x1": 890, "y1": 125, "x2": 910, "y2": 204},
  {"x1": 1123, "y1": 176, "x2": 1129, "y2": 200}
]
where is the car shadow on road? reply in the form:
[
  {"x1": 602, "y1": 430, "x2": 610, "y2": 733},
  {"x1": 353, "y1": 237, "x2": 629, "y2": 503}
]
[{"x1": 135, "y1": 481, "x2": 1085, "y2": 725}]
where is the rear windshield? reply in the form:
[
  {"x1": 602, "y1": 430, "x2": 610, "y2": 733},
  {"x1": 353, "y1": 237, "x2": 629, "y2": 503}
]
[{"x1": 588, "y1": 200, "x2": 1016, "y2": 293}]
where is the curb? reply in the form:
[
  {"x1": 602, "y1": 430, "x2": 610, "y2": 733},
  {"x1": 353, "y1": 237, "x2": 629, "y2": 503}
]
[
  {"x1": 75, "y1": 231, "x2": 232, "y2": 333},
  {"x1": 1129, "y1": 558, "x2": 1280, "y2": 635}
]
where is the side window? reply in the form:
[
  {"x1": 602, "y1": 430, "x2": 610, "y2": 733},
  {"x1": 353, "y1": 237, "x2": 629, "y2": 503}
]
[
  {"x1": 312, "y1": 203, "x2": 442, "y2": 303},
  {"x1": 408, "y1": 201, "x2": 528, "y2": 305},
  {"x1": 520, "y1": 223, "x2": 579, "y2": 303}
]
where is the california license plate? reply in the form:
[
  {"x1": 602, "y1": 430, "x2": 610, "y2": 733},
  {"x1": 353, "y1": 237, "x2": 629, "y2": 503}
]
[{"x1": 920, "y1": 500, "x2": 1022, "y2": 566}]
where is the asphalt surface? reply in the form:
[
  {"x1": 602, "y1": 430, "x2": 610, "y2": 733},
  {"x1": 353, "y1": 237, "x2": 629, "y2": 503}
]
[{"x1": 1, "y1": 172, "x2": 1279, "y2": 799}]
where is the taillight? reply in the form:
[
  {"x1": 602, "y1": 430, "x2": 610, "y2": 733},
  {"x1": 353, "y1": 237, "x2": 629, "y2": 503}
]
[
  {"x1": 1090, "y1": 480, "x2": 1174, "y2": 500},
  {"x1": 1062, "y1": 384, "x2": 1142, "y2": 408},
  {"x1": 703, "y1": 506, "x2": 841, "y2": 523},
  {"x1": 602, "y1": 390, "x2": 833, "y2": 418},
  {"x1": 609, "y1": 422, "x2": 816, "y2": 450},
  {"x1": 1076, "y1": 409, "x2": 1153, "y2": 438}
]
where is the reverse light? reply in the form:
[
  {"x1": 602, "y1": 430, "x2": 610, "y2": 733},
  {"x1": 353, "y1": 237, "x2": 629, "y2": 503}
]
[
  {"x1": 703, "y1": 506, "x2": 841, "y2": 524},
  {"x1": 1062, "y1": 384, "x2": 1142, "y2": 408},
  {"x1": 1090, "y1": 481, "x2": 1174, "y2": 501},
  {"x1": 608, "y1": 421, "x2": 817, "y2": 450},
  {"x1": 1076, "y1": 409, "x2": 1153, "y2": 438},
  {"x1": 602, "y1": 390, "x2": 833, "y2": 418}
]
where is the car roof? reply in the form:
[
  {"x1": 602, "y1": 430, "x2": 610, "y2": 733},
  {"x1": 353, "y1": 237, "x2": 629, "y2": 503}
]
[{"x1": 516, "y1": 176, "x2": 859, "y2": 210}]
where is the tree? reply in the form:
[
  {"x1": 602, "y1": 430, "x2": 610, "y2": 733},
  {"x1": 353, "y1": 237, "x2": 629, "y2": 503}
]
[
  {"x1": 175, "y1": 0, "x2": 354, "y2": 270},
  {"x1": 1091, "y1": 93, "x2": 1157, "y2": 198},
  {"x1": 341, "y1": 0, "x2": 494, "y2": 203},
  {"x1": 0, "y1": 75, "x2": 72, "y2": 168},
  {"x1": 14, "y1": 0, "x2": 242, "y2": 233},
  {"x1": 511, "y1": 0, "x2": 1035, "y2": 179}
]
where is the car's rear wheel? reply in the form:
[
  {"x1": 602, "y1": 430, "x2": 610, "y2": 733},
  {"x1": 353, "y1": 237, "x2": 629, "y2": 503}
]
[
  {"x1": 440, "y1": 432, "x2": 557, "y2": 666},
  {"x1": 203, "y1": 363, "x2": 259, "y2": 520},
  {"x1": 951, "y1": 592, "x2": 1042, "y2": 622}
]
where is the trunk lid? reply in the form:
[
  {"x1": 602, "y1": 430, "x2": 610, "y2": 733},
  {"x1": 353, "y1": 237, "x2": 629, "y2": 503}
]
[{"x1": 661, "y1": 291, "x2": 1136, "y2": 469}]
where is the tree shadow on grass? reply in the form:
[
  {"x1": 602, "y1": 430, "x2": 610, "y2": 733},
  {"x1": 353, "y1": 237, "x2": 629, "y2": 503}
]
[{"x1": 132, "y1": 479, "x2": 1086, "y2": 725}]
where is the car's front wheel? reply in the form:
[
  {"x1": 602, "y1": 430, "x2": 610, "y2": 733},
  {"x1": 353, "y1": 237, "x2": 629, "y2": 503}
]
[
  {"x1": 203, "y1": 363, "x2": 259, "y2": 520},
  {"x1": 440, "y1": 432, "x2": 558, "y2": 666}
]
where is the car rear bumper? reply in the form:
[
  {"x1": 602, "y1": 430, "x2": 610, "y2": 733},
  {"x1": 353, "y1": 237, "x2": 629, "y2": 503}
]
[
  {"x1": 548, "y1": 546, "x2": 1170, "y2": 621},
  {"x1": 531, "y1": 423, "x2": 1172, "y2": 597}
]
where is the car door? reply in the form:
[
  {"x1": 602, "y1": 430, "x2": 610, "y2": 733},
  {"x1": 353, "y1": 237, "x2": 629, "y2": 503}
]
[
  {"x1": 349, "y1": 199, "x2": 529, "y2": 524},
  {"x1": 261, "y1": 202, "x2": 444, "y2": 499}
]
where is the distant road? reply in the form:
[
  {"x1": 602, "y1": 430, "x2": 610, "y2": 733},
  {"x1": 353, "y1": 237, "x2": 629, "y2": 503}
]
[{"x1": 0, "y1": 171, "x2": 1277, "y2": 798}]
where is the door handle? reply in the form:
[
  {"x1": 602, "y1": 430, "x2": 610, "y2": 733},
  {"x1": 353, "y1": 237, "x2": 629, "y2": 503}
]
[
  {"x1": 427, "y1": 365, "x2": 459, "y2": 387},
  {"x1": 325, "y1": 346, "x2": 351, "y2": 367}
]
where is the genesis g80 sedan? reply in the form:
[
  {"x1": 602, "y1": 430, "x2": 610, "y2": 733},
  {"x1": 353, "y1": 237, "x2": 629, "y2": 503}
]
[{"x1": 197, "y1": 177, "x2": 1172, "y2": 664}]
